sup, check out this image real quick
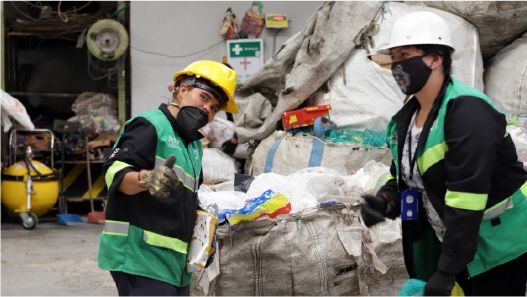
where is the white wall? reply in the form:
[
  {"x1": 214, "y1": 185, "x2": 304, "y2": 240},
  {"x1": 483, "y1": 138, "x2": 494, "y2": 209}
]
[{"x1": 130, "y1": 1, "x2": 324, "y2": 116}]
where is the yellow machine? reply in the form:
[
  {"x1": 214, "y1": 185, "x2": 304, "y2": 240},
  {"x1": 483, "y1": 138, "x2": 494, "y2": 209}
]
[{"x1": 2, "y1": 146, "x2": 60, "y2": 229}]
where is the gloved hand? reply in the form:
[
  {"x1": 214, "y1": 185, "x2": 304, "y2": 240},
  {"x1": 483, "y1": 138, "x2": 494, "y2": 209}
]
[
  {"x1": 361, "y1": 194, "x2": 388, "y2": 227},
  {"x1": 221, "y1": 139, "x2": 237, "y2": 156},
  {"x1": 205, "y1": 228, "x2": 218, "y2": 268},
  {"x1": 138, "y1": 155, "x2": 180, "y2": 198},
  {"x1": 424, "y1": 270, "x2": 456, "y2": 296}
]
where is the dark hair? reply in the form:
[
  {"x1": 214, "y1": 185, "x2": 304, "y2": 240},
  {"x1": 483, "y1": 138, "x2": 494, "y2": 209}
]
[{"x1": 414, "y1": 44, "x2": 452, "y2": 78}]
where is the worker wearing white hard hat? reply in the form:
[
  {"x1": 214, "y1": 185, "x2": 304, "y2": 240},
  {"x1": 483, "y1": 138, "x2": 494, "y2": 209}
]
[{"x1": 362, "y1": 11, "x2": 527, "y2": 296}]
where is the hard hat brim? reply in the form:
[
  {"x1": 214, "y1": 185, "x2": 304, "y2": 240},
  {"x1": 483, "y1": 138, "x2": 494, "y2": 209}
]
[
  {"x1": 372, "y1": 42, "x2": 456, "y2": 56},
  {"x1": 173, "y1": 70, "x2": 239, "y2": 114}
]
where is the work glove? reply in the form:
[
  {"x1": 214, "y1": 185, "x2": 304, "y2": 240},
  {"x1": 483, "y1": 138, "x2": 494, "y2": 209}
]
[
  {"x1": 424, "y1": 270, "x2": 456, "y2": 296},
  {"x1": 221, "y1": 139, "x2": 237, "y2": 156},
  {"x1": 139, "y1": 155, "x2": 180, "y2": 198},
  {"x1": 205, "y1": 226, "x2": 218, "y2": 268},
  {"x1": 361, "y1": 193, "x2": 388, "y2": 227}
]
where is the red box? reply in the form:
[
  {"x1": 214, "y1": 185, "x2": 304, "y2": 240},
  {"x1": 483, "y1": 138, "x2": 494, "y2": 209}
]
[{"x1": 282, "y1": 104, "x2": 331, "y2": 130}]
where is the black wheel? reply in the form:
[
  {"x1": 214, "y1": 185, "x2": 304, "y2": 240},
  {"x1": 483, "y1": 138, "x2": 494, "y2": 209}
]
[{"x1": 22, "y1": 213, "x2": 38, "y2": 230}]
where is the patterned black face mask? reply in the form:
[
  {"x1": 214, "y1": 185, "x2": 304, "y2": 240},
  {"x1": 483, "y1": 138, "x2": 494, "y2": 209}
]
[
  {"x1": 170, "y1": 104, "x2": 208, "y2": 136},
  {"x1": 391, "y1": 56, "x2": 432, "y2": 95}
]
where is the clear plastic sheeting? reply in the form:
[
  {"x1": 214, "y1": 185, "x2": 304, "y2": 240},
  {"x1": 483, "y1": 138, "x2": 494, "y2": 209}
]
[
  {"x1": 1, "y1": 89, "x2": 35, "y2": 132},
  {"x1": 246, "y1": 172, "x2": 318, "y2": 213},
  {"x1": 71, "y1": 92, "x2": 120, "y2": 134},
  {"x1": 198, "y1": 160, "x2": 391, "y2": 220}
]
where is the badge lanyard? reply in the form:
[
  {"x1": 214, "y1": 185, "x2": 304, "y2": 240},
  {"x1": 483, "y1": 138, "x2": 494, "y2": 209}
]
[
  {"x1": 407, "y1": 110, "x2": 419, "y2": 183},
  {"x1": 401, "y1": 110, "x2": 420, "y2": 221}
]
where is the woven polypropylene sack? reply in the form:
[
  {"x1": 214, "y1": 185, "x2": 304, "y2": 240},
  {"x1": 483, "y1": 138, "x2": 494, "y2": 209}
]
[
  {"x1": 248, "y1": 131, "x2": 393, "y2": 176},
  {"x1": 484, "y1": 33, "x2": 527, "y2": 114},
  {"x1": 406, "y1": 1, "x2": 527, "y2": 60},
  {"x1": 204, "y1": 204, "x2": 407, "y2": 296}
]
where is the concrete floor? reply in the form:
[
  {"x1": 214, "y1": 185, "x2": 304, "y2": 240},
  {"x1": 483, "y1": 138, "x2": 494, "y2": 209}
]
[{"x1": 1, "y1": 216, "x2": 117, "y2": 296}]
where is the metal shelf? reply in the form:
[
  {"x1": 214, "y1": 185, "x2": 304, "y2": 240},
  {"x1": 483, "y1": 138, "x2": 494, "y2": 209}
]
[
  {"x1": 8, "y1": 92, "x2": 81, "y2": 98},
  {"x1": 62, "y1": 160, "x2": 106, "y2": 164}
]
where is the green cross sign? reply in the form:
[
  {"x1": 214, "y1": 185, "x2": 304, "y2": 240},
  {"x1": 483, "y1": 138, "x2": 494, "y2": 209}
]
[{"x1": 229, "y1": 42, "x2": 261, "y2": 57}]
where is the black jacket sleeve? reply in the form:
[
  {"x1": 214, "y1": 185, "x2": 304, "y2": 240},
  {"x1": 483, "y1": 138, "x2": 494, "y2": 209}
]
[
  {"x1": 103, "y1": 117, "x2": 158, "y2": 199},
  {"x1": 439, "y1": 96, "x2": 505, "y2": 274}
]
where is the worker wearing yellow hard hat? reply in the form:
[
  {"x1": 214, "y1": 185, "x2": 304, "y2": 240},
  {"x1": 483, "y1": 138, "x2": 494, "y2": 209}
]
[
  {"x1": 361, "y1": 11, "x2": 527, "y2": 296},
  {"x1": 98, "y1": 60, "x2": 237, "y2": 296}
]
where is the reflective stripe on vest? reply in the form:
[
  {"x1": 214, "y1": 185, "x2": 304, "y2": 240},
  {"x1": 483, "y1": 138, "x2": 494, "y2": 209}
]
[
  {"x1": 483, "y1": 197, "x2": 513, "y2": 221},
  {"x1": 482, "y1": 181, "x2": 527, "y2": 221},
  {"x1": 155, "y1": 157, "x2": 197, "y2": 192},
  {"x1": 103, "y1": 220, "x2": 129, "y2": 236},
  {"x1": 143, "y1": 230, "x2": 188, "y2": 254}
]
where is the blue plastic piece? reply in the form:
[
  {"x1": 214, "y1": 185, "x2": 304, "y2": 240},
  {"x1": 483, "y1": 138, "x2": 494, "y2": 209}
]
[{"x1": 57, "y1": 214, "x2": 86, "y2": 226}]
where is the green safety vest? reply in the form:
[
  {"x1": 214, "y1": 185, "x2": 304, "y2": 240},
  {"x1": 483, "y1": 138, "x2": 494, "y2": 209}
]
[
  {"x1": 98, "y1": 109, "x2": 202, "y2": 287},
  {"x1": 385, "y1": 77, "x2": 527, "y2": 278}
]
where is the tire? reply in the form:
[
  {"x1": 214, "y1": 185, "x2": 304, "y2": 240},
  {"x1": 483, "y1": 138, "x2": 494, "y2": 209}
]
[{"x1": 22, "y1": 213, "x2": 38, "y2": 230}]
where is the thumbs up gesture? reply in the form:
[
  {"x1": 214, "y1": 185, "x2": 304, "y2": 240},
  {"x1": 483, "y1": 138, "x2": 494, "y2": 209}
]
[{"x1": 138, "y1": 155, "x2": 180, "y2": 198}]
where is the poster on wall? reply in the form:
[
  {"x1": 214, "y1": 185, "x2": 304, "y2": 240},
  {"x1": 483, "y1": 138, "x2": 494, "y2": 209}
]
[{"x1": 227, "y1": 39, "x2": 264, "y2": 82}]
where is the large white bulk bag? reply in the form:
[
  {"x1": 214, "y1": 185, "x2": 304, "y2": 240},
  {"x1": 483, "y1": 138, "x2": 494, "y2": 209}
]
[
  {"x1": 248, "y1": 131, "x2": 392, "y2": 177},
  {"x1": 315, "y1": 49, "x2": 405, "y2": 132},
  {"x1": 201, "y1": 148, "x2": 238, "y2": 184},
  {"x1": 406, "y1": 1, "x2": 527, "y2": 60},
  {"x1": 484, "y1": 33, "x2": 527, "y2": 114},
  {"x1": 369, "y1": 2, "x2": 484, "y2": 91}
]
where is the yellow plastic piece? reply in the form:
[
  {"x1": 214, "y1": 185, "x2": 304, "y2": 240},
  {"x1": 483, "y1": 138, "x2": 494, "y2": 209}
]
[
  {"x1": 451, "y1": 281, "x2": 465, "y2": 296},
  {"x1": 173, "y1": 60, "x2": 239, "y2": 114},
  {"x1": 1, "y1": 160, "x2": 59, "y2": 218},
  {"x1": 228, "y1": 193, "x2": 289, "y2": 225}
]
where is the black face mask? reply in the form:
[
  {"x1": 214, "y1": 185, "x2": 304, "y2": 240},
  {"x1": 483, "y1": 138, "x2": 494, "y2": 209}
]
[
  {"x1": 391, "y1": 56, "x2": 432, "y2": 95},
  {"x1": 171, "y1": 104, "x2": 208, "y2": 136}
]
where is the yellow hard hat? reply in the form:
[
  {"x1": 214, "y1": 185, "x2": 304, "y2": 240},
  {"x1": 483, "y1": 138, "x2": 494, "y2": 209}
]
[{"x1": 173, "y1": 60, "x2": 239, "y2": 114}]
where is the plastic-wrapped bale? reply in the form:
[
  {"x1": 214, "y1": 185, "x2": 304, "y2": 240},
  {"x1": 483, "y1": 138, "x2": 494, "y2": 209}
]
[
  {"x1": 198, "y1": 204, "x2": 406, "y2": 296},
  {"x1": 484, "y1": 33, "x2": 527, "y2": 114},
  {"x1": 405, "y1": 1, "x2": 527, "y2": 60},
  {"x1": 368, "y1": 2, "x2": 484, "y2": 91},
  {"x1": 248, "y1": 131, "x2": 392, "y2": 176}
]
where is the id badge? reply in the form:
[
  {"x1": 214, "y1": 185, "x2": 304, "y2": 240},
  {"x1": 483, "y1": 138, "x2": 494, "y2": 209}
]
[{"x1": 401, "y1": 189, "x2": 419, "y2": 221}]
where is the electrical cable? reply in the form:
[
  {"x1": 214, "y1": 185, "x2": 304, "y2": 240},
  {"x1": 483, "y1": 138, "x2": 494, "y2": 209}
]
[
  {"x1": 130, "y1": 39, "x2": 226, "y2": 59},
  {"x1": 10, "y1": 1, "x2": 35, "y2": 20},
  {"x1": 17, "y1": 0, "x2": 42, "y2": 10},
  {"x1": 58, "y1": 1, "x2": 68, "y2": 22},
  {"x1": 57, "y1": 1, "x2": 90, "y2": 22},
  {"x1": 87, "y1": 48, "x2": 126, "y2": 89}
]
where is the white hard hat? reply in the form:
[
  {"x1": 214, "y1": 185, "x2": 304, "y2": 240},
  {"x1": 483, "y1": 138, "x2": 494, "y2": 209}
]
[{"x1": 376, "y1": 11, "x2": 455, "y2": 55}]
